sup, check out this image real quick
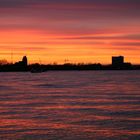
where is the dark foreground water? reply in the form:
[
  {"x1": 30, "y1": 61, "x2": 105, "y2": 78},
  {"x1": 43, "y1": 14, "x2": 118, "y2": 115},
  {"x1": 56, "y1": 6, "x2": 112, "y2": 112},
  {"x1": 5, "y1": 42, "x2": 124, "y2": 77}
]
[{"x1": 0, "y1": 71, "x2": 140, "y2": 140}]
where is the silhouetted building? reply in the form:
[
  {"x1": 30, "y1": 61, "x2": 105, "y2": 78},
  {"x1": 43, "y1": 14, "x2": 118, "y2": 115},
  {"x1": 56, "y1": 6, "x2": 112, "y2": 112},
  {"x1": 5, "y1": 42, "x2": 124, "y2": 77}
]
[
  {"x1": 112, "y1": 56, "x2": 124, "y2": 66},
  {"x1": 111, "y1": 56, "x2": 132, "y2": 69},
  {"x1": 14, "y1": 56, "x2": 28, "y2": 71},
  {"x1": 22, "y1": 56, "x2": 28, "y2": 66}
]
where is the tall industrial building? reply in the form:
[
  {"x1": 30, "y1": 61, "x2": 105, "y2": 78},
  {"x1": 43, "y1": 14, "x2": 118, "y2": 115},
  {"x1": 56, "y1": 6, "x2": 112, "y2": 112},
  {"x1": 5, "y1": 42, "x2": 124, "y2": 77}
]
[{"x1": 112, "y1": 56, "x2": 124, "y2": 66}]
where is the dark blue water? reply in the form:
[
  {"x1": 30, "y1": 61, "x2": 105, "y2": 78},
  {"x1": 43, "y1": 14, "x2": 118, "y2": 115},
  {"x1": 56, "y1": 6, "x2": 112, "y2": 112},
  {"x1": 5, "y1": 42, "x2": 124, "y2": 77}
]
[{"x1": 0, "y1": 71, "x2": 140, "y2": 140}]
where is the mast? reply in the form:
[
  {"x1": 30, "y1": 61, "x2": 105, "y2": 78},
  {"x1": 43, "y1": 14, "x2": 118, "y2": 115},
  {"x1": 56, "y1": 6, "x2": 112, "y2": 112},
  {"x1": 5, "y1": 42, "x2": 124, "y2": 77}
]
[{"x1": 11, "y1": 51, "x2": 13, "y2": 64}]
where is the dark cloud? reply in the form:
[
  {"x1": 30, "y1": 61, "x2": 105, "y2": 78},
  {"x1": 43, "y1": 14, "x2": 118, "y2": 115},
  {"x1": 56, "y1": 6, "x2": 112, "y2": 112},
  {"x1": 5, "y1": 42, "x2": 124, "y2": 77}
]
[
  {"x1": 0, "y1": 0, "x2": 26, "y2": 8},
  {"x1": 57, "y1": 34, "x2": 140, "y2": 41},
  {"x1": 112, "y1": 42, "x2": 140, "y2": 47},
  {"x1": 0, "y1": 0, "x2": 139, "y2": 28},
  {"x1": 0, "y1": 45, "x2": 46, "y2": 51},
  {"x1": 0, "y1": 0, "x2": 139, "y2": 8},
  {"x1": 20, "y1": 42, "x2": 48, "y2": 45},
  {"x1": 0, "y1": 52, "x2": 23, "y2": 55}
]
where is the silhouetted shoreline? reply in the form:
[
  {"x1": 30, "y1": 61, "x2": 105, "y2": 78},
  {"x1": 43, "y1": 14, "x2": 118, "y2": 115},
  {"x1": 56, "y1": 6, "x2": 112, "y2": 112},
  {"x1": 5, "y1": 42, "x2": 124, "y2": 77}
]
[
  {"x1": 0, "y1": 56, "x2": 140, "y2": 72},
  {"x1": 0, "y1": 63, "x2": 140, "y2": 72}
]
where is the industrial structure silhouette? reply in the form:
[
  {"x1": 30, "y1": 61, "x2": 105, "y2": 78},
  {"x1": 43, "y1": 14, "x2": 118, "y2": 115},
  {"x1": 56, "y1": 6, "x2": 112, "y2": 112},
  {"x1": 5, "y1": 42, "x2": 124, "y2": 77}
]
[{"x1": 0, "y1": 56, "x2": 139, "y2": 72}]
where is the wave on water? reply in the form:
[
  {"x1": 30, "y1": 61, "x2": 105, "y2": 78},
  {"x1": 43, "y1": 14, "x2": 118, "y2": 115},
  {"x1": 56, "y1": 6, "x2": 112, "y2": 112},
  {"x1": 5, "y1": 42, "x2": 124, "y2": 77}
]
[{"x1": 0, "y1": 71, "x2": 140, "y2": 140}]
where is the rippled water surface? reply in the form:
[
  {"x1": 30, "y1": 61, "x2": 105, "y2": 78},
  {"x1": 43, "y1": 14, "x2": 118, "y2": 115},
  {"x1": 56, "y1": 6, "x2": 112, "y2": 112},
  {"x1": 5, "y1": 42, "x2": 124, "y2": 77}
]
[{"x1": 0, "y1": 71, "x2": 140, "y2": 140}]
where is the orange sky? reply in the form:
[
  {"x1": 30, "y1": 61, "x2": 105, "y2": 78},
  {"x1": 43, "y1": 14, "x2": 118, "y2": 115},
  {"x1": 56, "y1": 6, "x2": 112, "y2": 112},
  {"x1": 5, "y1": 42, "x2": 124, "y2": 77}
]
[{"x1": 0, "y1": 0, "x2": 140, "y2": 64}]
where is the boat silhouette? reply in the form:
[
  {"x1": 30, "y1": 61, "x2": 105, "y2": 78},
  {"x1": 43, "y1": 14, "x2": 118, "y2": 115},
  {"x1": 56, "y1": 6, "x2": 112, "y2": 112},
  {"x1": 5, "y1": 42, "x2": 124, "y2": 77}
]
[{"x1": 30, "y1": 67, "x2": 44, "y2": 73}]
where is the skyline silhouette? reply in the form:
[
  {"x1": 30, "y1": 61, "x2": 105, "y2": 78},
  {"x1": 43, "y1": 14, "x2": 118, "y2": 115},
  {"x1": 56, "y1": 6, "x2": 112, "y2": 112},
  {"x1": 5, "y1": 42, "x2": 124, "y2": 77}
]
[
  {"x1": 0, "y1": 55, "x2": 140, "y2": 72},
  {"x1": 0, "y1": 55, "x2": 140, "y2": 65}
]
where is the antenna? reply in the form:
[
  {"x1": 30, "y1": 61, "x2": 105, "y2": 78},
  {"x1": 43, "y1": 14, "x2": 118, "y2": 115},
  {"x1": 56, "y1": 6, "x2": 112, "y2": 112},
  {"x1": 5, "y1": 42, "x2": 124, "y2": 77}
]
[
  {"x1": 11, "y1": 51, "x2": 13, "y2": 64},
  {"x1": 39, "y1": 58, "x2": 41, "y2": 65},
  {"x1": 64, "y1": 59, "x2": 69, "y2": 63}
]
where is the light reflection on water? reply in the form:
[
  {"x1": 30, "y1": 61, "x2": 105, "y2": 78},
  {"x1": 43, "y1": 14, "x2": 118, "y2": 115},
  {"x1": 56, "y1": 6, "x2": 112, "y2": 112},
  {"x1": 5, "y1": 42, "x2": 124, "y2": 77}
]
[{"x1": 0, "y1": 71, "x2": 140, "y2": 140}]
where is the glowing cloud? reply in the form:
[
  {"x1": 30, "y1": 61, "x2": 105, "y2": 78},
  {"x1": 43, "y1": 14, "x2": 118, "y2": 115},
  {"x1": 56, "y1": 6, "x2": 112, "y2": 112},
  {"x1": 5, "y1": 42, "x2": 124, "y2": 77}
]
[{"x1": 0, "y1": 0, "x2": 139, "y2": 64}]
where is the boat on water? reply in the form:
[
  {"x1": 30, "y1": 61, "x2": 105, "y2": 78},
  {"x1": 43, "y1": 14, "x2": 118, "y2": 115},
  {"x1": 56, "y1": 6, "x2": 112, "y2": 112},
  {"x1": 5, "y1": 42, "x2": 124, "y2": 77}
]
[
  {"x1": 30, "y1": 59, "x2": 45, "y2": 73},
  {"x1": 30, "y1": 68, "x2": 43, "y2": 73}
]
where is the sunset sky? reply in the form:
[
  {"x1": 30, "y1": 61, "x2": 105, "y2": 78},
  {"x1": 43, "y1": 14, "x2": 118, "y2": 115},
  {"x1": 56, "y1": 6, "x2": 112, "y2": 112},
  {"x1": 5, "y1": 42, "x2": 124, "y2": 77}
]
[{"x1": 0, "y1": 0, "x2": 140, "y2": 64}]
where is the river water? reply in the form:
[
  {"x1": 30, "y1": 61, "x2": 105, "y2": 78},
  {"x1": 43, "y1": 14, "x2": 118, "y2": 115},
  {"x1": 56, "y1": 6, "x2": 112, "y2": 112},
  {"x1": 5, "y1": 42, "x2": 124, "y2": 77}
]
[{"x1": 0, "y1": 71, "x2": 140, "y2": 140}]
